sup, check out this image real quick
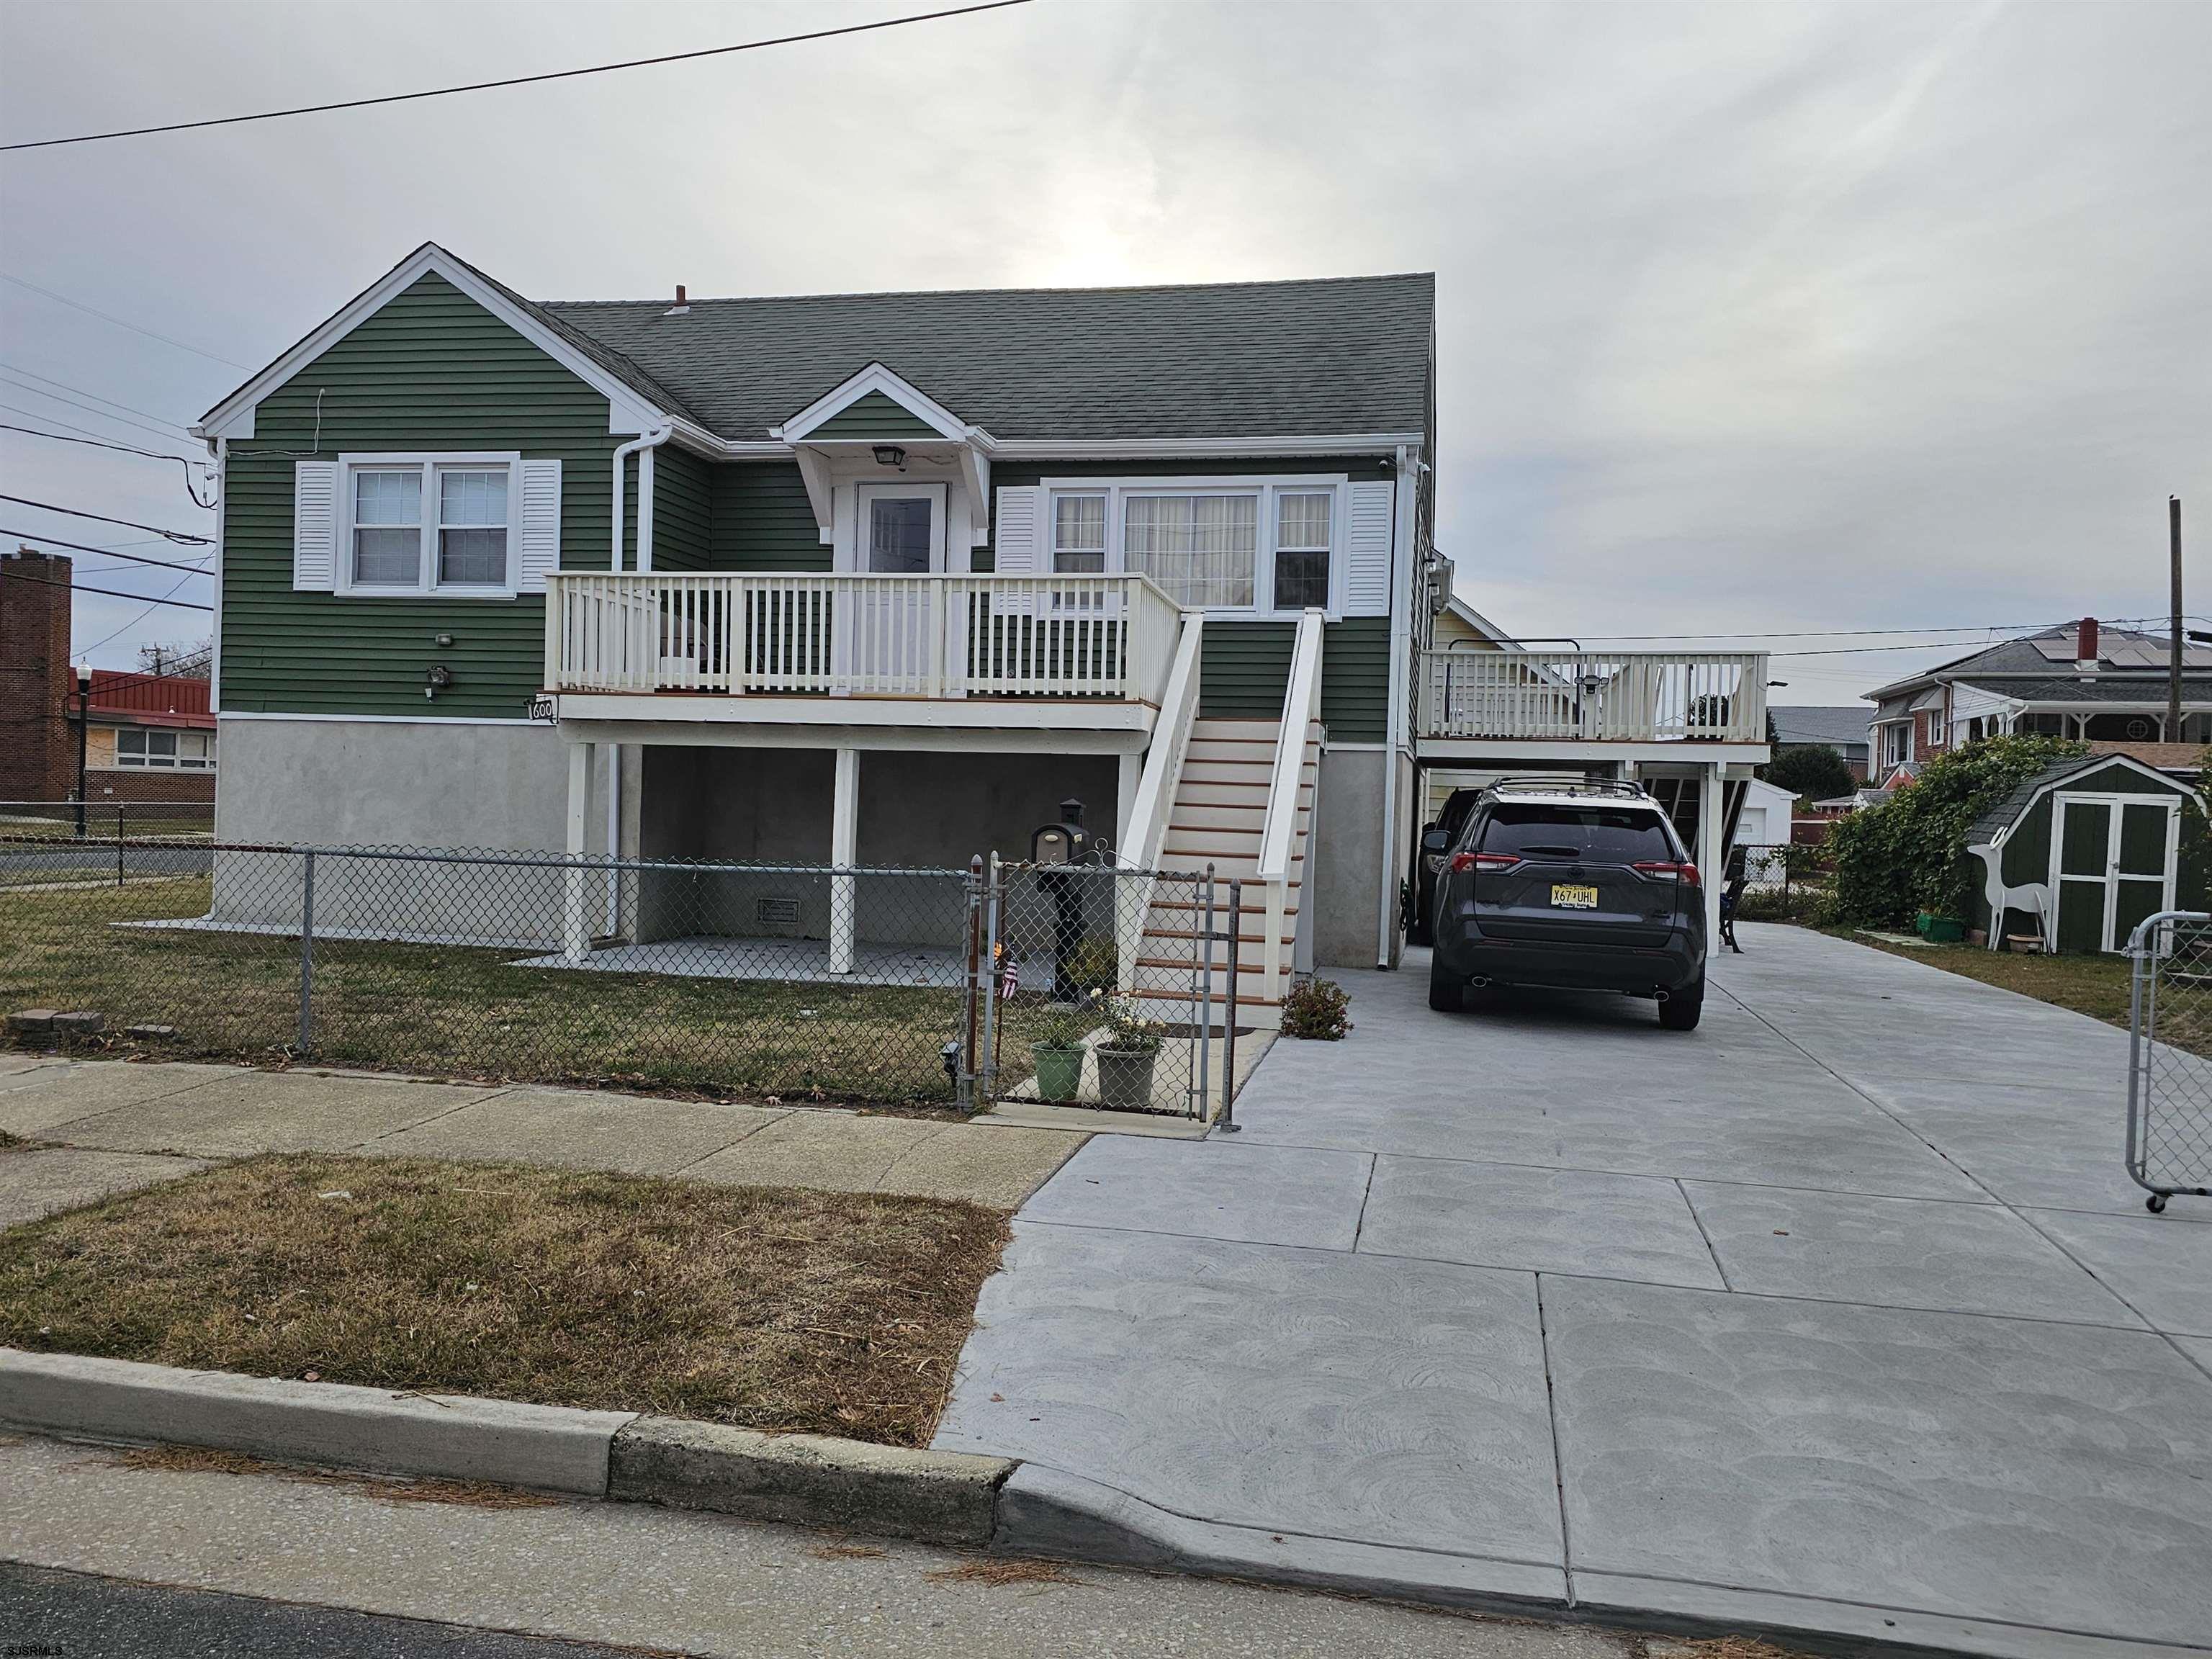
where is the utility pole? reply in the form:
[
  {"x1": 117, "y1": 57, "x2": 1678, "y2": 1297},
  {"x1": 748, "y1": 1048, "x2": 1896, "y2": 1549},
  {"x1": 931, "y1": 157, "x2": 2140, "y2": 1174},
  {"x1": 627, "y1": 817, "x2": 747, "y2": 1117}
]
[
  {"x1": 73, "y1": 664, "x2": 91, "y2": 840},
  {"x1": 2172, "y1": 495, "x2": 2185, "y2": 743}
]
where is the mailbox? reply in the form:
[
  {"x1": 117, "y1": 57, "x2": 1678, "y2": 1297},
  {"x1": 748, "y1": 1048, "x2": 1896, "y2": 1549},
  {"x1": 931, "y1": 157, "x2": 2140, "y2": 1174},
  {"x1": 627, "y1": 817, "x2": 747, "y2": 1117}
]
[{"x1": 1030, "y1": 799, "x2": 1092, "y2": 866}]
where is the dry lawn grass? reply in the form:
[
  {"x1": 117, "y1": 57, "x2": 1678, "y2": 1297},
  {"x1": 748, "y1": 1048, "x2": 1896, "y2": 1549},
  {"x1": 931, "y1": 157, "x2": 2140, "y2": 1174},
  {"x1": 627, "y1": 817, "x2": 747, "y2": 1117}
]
[
  {"x1": 0, "y1": 1154, "x2": 1008, "y2": 1447},
  {"x1": 925, "y1": 1556, "x2": 1082, "y2": 1588},
  {"x1": 0, "y1": 876, "x2": 1069, "y2": 1109}
]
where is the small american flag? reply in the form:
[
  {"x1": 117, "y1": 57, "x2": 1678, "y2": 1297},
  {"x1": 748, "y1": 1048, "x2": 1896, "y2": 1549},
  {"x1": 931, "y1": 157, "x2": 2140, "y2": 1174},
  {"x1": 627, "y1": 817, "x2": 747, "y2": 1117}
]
[{"x1": 997, "y1": 943, "x2": 1020, "y2": 1000}]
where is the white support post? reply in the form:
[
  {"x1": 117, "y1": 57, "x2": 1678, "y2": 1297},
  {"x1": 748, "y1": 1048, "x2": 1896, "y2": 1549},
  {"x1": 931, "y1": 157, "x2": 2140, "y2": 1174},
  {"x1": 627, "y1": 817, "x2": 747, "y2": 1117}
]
[
  {"x1": 830, "y1": 747, "x2": 860, "y2": 974},
  {"x1": 563, "y1": 740, "x2": 594, "y2": 963},
  {"x1": 1698, "y1": 761, "x2": 1725, "y2": 956},
  {"x1": 1115, "y1": 749, "x2": 1141, "y2": 856}
]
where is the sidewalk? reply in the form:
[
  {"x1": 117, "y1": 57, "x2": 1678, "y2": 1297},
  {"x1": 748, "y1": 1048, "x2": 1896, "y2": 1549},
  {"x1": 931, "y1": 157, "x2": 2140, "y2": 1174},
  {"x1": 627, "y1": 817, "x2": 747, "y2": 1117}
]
[{"x1": 0, "y1": 1053, "x2": 1082, "y2": 1220}]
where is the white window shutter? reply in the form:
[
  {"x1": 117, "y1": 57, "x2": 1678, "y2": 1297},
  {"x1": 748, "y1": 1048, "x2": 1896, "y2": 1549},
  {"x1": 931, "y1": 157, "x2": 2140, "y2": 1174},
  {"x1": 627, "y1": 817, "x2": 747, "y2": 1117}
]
[
  {"x1": 292, "y1": 461, "x2": 338, "y2": 592},
  {"x1": 517, "y1": 459, "x2": 562, "y2": 593},
  {"x1": 993, "y1": 485, "x2": 1042, "y2": 574},
  {"x1": 1343, "y1": 480, "x2": 1394, "y2": 616}
]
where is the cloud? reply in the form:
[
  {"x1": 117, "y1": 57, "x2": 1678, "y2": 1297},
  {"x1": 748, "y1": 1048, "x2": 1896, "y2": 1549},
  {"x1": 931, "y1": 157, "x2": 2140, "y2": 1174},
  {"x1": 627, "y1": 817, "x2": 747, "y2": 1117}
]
[{"x1": 3, "y1": 0, "x2": 2205, "y2": 693}]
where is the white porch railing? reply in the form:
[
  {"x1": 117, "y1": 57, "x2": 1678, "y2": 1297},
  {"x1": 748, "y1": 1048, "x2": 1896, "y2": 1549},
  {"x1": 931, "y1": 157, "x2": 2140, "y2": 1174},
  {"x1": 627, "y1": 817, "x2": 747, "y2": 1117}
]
[
  {"x1": 546, "y1": 572, "x2": 1187, "y2": 706},
  {"x1": 1420, "y1": 647, "x2": 1770, "y2": 744}
]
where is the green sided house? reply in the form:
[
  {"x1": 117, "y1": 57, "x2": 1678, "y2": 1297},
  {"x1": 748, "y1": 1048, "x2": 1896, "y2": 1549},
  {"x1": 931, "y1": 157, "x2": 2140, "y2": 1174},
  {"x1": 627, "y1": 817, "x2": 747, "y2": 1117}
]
[{"x1": 192, "y1": 243, "x2": 1768, "y2": 1014}]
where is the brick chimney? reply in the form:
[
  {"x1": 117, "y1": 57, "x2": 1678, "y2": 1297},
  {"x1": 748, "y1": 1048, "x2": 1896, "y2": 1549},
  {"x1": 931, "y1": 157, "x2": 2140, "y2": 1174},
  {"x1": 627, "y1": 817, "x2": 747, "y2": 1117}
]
[
  {"x1": 2075, "y1": 616, "x2": 2099, "y2": 674},
  {"x1": 0, "y1": 546, "x2": 78, "y2": 803}
]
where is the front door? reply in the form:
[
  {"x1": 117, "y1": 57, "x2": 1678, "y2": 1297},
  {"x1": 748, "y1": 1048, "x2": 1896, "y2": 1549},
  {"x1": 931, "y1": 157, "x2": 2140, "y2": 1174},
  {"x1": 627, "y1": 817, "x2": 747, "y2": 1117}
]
[{"x1": 850, "y1": 483, "x2": 947, "y2": 693}]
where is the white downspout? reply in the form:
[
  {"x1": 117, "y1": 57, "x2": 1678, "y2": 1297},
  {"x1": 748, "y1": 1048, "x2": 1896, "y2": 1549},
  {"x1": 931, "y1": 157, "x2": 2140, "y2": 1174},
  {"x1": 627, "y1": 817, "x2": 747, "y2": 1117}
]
[
  {"x1": 1379, "y1": 442, "x2": 1415, "y2": 967},
  {"x1": 604, "y1": 421, "x2": 669, "y2": 932}
]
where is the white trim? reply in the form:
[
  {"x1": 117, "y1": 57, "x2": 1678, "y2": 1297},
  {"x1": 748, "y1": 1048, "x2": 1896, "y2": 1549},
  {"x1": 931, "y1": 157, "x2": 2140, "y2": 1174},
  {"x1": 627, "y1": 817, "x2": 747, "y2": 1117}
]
[
  {"x1": 775, "y1": 363, "x2": 971, "y2": 444},
  {"x1": 1380, "y1": 442, "x2": 1413, "y2": 965},
  {"x1": 196, "y1": 243, "x2": 664, "y2": 441},
  {"x1": 210, "y1": 437, "x2": 226, "y2": 714},
  {"x1": 216, "y1": 711, "x2": 550, "y2": 727},
  {"x1": 334, "y1": 451, "x2": 523, "y2": 598},
  {"x1": 1441, "y1": 593, "x2": 1519, "y2": 648},
  {"x1": 989, "y1": 433, "x2": 1421, "y2": 459},
  {"x1": 2049, "y1": 789, "x2": 2182, "y2": 953},
  {"x1": 850, "y1": 482, "x2": 950, "y2": 575}
]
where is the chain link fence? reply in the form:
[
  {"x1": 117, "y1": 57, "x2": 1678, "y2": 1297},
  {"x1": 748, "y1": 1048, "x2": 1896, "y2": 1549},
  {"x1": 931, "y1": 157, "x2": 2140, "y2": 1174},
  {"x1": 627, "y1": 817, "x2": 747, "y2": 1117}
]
[
  {"x1": 0, "y1": 801, "x2": 215, "y2": 890},
  {"x1": 1, "y1": 837, "x2": 1249, "y2": 1121},
  {"x1": 2126, "y1": 910, "x2": 2212, "y2": 1212}
]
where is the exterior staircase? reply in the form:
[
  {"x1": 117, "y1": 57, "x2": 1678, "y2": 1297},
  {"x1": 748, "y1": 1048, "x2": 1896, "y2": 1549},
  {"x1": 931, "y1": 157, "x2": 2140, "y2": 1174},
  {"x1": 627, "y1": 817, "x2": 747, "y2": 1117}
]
[{"x1": 1135, "y1": 716, "x2": 1322, "y2": 1028}]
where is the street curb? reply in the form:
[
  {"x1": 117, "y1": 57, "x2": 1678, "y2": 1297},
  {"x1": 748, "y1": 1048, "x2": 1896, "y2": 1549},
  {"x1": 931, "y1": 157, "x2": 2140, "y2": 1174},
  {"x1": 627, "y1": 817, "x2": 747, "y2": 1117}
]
[
  {"x1": 610, "y1": 1416, "x2": 1012, "y2": 1545},
  {"x1": 0, "y1": 1349, "x2": 633, "y2": 1495},
  {"x1": 0, "y1": 1348, "x2": 1010, "y2": 1544}
]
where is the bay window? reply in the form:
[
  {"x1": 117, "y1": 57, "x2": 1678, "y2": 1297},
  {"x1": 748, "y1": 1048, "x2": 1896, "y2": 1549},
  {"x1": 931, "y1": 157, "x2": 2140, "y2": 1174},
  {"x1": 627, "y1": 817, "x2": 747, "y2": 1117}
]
[{"x1": 339, "y1": 454, "x2": 520, "y2": 595}]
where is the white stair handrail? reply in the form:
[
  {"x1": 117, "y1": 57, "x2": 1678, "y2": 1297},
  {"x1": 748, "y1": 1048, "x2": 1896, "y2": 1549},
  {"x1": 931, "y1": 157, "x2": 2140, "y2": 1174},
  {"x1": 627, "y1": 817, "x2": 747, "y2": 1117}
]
[
  {"x1": 1259, "y1": 609, "x2": 1325, "y2": 884},
  {"x1": 1122, "y1": 614, "x2": 1205, "y2": 869}
]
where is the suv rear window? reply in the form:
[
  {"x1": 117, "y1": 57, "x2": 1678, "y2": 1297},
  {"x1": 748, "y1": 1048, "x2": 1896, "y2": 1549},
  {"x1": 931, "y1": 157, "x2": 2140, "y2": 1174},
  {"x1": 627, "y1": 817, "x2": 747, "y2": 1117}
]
[{"x1": 1479, "y1": 803, "x2": 1677, "y2": 863}]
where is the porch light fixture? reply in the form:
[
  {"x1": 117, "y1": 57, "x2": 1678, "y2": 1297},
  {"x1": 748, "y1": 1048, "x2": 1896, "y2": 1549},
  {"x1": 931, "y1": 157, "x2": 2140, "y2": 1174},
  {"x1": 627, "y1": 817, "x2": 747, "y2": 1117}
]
[{"x1": 871, "y1": 445, "x2": 907, "y2": 469}]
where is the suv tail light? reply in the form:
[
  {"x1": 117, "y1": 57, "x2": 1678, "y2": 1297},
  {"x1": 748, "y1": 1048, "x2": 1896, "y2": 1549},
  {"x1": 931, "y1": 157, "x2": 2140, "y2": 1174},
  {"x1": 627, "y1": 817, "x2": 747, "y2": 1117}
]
[
  {"x1": 1632, "y1": 860, "x2": 1701, "y2": 887},
  {"x1": 1450, "y1": 851, "x2": 1522, "y2": 874}
]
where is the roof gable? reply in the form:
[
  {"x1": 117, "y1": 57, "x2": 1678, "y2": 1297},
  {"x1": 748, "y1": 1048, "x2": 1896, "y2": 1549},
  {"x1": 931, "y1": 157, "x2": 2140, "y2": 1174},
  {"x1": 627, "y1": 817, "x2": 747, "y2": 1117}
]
[
  {"x1": 775, "y1": 363, "x2": 970, "y2": 444},
  {"x1": 195, "y1": 243, "x2": 674, "y2": 441}
]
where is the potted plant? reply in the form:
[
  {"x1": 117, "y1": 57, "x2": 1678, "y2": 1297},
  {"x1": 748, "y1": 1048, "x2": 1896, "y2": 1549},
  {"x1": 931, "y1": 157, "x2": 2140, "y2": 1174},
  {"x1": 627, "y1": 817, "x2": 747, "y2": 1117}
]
[
  {"x1": 1028, "y1": 999, "x2": 1094, "y2": 1102},
  {"x1": 1094, "y1": 993, "x2": 1164, "y2": 1112}
]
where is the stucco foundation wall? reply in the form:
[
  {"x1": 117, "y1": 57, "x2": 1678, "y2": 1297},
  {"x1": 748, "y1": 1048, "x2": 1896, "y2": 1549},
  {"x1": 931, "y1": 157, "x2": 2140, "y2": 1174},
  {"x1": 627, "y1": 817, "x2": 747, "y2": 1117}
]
[
  {"x1": 1311, "y1": 745, "x2": 1400, "y2": 969},
  {"x1": 635, "y1": 747, "x2": 1120, "y2": 949},
  {"x1": 210, "y1": 716, "x2": 612, "y2": 941}
]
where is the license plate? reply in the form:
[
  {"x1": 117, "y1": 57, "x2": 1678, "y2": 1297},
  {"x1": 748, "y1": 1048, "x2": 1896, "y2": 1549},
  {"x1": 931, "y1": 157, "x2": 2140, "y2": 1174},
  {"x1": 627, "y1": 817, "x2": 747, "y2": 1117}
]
[{"x1": 1550, "y1": 884, "x2": 1599, "y2": 909}]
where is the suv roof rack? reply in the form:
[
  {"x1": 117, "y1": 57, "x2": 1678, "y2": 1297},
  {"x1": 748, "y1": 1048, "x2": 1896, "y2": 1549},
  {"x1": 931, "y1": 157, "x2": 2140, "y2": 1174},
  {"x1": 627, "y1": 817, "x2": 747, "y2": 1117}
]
[{"x1": 1481, "y1": 777, "x2": 1655, "y2": 800}]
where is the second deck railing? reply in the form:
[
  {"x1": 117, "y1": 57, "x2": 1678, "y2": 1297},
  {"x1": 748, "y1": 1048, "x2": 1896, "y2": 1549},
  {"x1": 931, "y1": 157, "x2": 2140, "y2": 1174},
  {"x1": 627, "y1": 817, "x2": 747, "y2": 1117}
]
[
  {"x1": 547, "y1": 572, "x2": 1187, "y2": 705},
  {"x1": 1421, "y1": 647, "x2": 1770, "y2": 744}
]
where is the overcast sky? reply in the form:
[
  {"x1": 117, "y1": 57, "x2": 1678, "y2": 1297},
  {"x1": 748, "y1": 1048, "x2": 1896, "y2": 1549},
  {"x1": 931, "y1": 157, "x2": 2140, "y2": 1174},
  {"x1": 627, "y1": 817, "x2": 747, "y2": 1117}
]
[{"x1": 3, "y1": 0, "x2": 2206, "y2": 701}]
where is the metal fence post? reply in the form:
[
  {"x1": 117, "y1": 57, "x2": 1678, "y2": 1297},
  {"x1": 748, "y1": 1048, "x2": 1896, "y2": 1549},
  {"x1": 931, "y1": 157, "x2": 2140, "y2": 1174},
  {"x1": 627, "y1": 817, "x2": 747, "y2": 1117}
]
[
  {"x1": 115, "y1": 801, "x2": 125, "y2": 887},
  {"x1": 297, "y1": 850, "x2": 315, "y2": 1054},
  {"x1": 979, "y1": 852, "x2": 1002, "y2": 1103},
  {"x1": 1195, "y1": 865, "x2": 1215, "y2": 1121},
  {"x1": 958, "y1": 854, "x2": 984, "y2": 1112},
  {"x1": 1219, "y1": 878, "x2": 1242, "y2": 1133}
]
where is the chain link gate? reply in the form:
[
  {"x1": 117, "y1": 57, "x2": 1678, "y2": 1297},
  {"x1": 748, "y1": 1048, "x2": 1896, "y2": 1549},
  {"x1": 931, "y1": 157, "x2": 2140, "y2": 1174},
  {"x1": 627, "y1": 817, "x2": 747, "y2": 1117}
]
[
  {"x1": 974, "y1": 855, "x2": 1238, "y2": 1122},
  {"x1": 2126, "y1": 909, "x2": 2212, "y2": 1213}
]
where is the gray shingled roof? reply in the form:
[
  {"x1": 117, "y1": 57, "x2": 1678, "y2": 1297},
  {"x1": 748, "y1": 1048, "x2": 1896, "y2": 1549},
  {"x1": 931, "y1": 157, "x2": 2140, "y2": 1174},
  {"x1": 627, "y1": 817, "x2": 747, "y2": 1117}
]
[
  {"x1": 1967, "y1": 752, "x2": 2187, "y2": 845},
  {"x1": 538, "y1": 273, "x2": 1435, "y2": 442},
  {"x1": 1771, "y1": 706, "x2": 1871, "y2": 752}
]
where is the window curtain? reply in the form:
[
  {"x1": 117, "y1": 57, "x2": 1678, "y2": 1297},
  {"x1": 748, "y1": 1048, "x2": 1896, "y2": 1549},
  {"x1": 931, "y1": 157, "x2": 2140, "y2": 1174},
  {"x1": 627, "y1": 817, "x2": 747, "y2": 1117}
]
[{"x1": 1124, "y1": 494, "x2": 1256, "y2": 607}]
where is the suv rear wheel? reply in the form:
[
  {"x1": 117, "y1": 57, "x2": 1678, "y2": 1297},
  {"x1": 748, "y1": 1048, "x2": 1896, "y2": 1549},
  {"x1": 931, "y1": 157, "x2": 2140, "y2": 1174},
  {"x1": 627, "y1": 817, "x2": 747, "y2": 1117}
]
[
  {"x1": 1428, "y1": 960, "x2": 1465, "y2": 1012},
  {"x1": 1658, "y1": 973, "x2": 1704, "y2": 1031}
]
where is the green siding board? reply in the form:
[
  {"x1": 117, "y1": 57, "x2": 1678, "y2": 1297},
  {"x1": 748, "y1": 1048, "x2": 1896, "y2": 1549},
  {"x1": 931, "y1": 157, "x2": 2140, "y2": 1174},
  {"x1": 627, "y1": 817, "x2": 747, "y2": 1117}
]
[
  {"x1": 652, "y1": 447, "x2": 712, "y2": 573},
  {"x1": 220, "y1": 271, "x2": 629, "y2": 719},
  {"x1": 1197, "y1": 617, "x2": 1389, "y2": 742},
  {"x1": 708, "y1": 463, "x2": 828, "y2": 572},
  {"x1": 808, "y1": 391, "x2": 938, "y2": 439}
]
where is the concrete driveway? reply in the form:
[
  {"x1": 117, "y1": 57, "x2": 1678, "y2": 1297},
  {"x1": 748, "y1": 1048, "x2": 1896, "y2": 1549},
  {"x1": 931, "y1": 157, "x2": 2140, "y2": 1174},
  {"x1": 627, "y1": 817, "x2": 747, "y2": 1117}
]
[{"x1": 935, "y1": 925, "x2": 2212, "y2": 1658}]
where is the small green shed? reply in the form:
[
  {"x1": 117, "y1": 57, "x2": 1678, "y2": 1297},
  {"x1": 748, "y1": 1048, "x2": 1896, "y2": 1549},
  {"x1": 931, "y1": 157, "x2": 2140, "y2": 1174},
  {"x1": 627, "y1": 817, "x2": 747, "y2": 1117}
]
[{"x1": 1969, "y1": 754, "x2": 2204, "y2": 953}]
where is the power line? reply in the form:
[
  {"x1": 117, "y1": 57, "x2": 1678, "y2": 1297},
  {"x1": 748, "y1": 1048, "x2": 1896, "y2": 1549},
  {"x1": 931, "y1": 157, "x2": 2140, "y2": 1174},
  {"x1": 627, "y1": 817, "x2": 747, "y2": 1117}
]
[
  {"x1": 0, "y1": 1, "x2": 1035, "y2": 152},
  {"x1": 74, "y1": 572, "x2": 206, "y2": 657},
  {"x1": 0, "y1": 495, "x2": 212, "y2": 539},
  {"x1": 0, "y1": 361, "x2": 197, "y2": 435},
  {"x1": 0, "y1": 272, "x2": 248, "y2": 369},
  {"x1": 0, "y1": 371, "x2": 198, "y2": 447},
  {"x1": 1, "y1": 532, "x2": 210, "y2": 577},
  {"x1": 0, "y1": 563, "x2": 211, "y2": 610},
  {"x1": 0, "y1": 421, "x2": 202, "y2": 466},
  {"x1": 0, "y1": 526, "x2": 199, "y2": 561}
]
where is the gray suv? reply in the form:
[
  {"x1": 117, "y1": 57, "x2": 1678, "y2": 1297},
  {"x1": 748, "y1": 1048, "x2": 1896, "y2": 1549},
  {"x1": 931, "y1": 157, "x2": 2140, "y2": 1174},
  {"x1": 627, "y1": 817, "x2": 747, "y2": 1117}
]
[{"x1": 1424, "y1": 781, "x2": 1707, "y2": 1030}]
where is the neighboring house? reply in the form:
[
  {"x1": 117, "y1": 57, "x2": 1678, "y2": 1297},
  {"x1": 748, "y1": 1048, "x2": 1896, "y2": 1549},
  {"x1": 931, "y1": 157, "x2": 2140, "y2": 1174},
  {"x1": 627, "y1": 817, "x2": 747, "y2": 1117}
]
[
  {"x1": 1731, "y1": 776, "x2": 1799, "y2": 848},
  {"x1": 1866, "y1": 619, "x2": 2212, "y2": 786},
  {"x1": 1770, "y1": 704, "x2": 1870, "y2": 780},
  {"x1": 0, "y1": 547, "x2": 217, "y2": 806},
  {"x1": 189, "y1": 243, "x2": 1767, "y2": 1007}
]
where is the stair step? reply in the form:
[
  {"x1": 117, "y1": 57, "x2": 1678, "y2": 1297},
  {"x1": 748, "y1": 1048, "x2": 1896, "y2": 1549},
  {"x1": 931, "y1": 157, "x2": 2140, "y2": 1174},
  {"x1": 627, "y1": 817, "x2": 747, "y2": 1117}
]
[
  {"x1": 1168, "y1": 804, "x2": 1270, "y2": 832},
  {"x1": 1190, "y1": 719, "x2": 1283, "y2": 739}
]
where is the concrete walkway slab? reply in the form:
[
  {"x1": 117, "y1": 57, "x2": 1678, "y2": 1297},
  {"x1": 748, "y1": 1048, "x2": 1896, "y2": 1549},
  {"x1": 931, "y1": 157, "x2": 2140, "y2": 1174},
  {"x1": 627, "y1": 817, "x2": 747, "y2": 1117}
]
[
  {"x1": 0, "y1": 1061, "x2": 235, "y2": 1138},
  {"x1": 1542, "y1": 1274, "x2": 2212, "y2": 1650},
  {"x1": 363, "y1": 1088, "x2": 788, "y2": 1175},
  {"x1": 48, "y1": 1070, "x2": 500, "y2": 1156},
  {"x1": 1017, "y1": 1136, "x2": 1372, "y2": 1250},
  {"x1": 938, "y1": 1223, "x2": 1563, "y2": 1575},
  {"x1": 1683, "y1": 1182, "x2": 2145, "y2": 1325},
  {"x1": 939, "y1": 924, "x2": 2212, "y2": 1655},
  {"x1": 0, "y1": 1146, "x2": 204, "y2": 1227},
  {"x1": 870, "y1": 1124, "x2": 1083, "y2": 1208},
  {"x1": 674, "y1": 1110, "x2": 945, "y2": 1193},
  {"x1": 2026, "y1": 1206, "x2": 2212, "y2": 1336},
  {"x1": 1357, "y1": 1158, "x2": 1723, "y2": 1289}
]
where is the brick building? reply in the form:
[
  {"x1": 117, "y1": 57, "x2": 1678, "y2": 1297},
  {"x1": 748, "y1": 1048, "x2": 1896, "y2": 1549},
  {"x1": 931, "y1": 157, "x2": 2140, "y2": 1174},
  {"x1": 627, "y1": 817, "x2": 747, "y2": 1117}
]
[{"x1": 0, "y1": 545, "x2": 216, "y2": 807}]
